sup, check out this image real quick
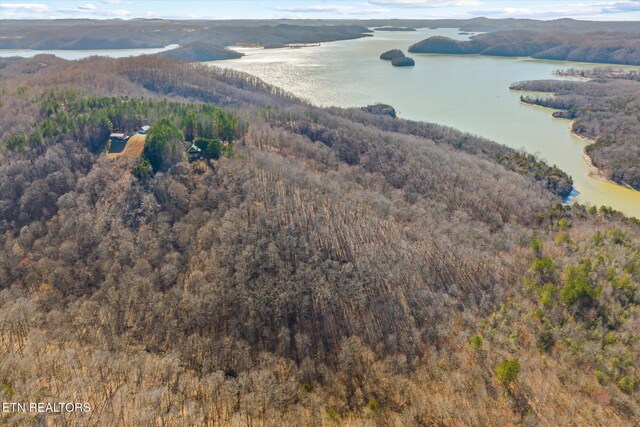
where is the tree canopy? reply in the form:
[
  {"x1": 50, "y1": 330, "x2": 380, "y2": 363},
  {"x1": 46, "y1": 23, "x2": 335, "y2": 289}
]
[{"x1": 143, "y1": 119, "x2": 184, "y2": 172}]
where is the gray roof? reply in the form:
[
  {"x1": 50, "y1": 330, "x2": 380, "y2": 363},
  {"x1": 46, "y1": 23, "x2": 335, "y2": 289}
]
[{"x1": 188, "y1": 143, "x2": 201, "y2": 153}]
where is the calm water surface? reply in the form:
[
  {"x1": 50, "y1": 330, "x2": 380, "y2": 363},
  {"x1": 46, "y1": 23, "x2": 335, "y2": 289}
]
[
  {"x1": 215, "y1": 28, "x2": 640, "y2": 218},
  {"x1": 0, "y1": 45, "x2": 178, "y2": 60}
]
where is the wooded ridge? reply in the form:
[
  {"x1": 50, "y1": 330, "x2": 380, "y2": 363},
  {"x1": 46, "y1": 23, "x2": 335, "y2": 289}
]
[
  {"x1": 511, "y1": 69, "x2": 640, "y2": 190},
  {"x1": 2, "y1": 18, "x2": 639, "y2": 51},
  {"x1": 409, "y1": 30, "x2": 640, "y2": 65},
  {"x1": 0, "y1": 54, "x2": 638, "y2": 425}
]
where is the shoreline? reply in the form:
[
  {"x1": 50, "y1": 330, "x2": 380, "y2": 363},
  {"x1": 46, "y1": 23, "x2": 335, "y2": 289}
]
[
  {"x1": 567, "y1": 123, "x2": 613, "y2": 183},
  {"x1": 516, "y1": 97, "x2": 637, "y2": 193},
  {"x1": 516, "y1": 98, "x2": 616, "y2": 185},
  {"x1": 567, "y1": 123, "x2": 637, "y2": 192}
]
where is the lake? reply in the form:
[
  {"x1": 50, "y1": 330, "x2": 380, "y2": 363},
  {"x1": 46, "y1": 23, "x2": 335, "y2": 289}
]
[
  {"x1": 0, "y1": 45, "x2": 179, "y2": 60},
  {"x1": 1, "y1": 30, "x2": 638, "y2": 217},
  {"x1": 214, "y1": 28, "x2": 640, "y2": 218}
]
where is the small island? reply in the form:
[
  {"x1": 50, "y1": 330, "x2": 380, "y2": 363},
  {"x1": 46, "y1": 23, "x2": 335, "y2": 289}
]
[
  {"x1": 361, "y1": 103, "x2": 397, "y2": 118},
  {"x1": 379, "y1": 49, "x2": 406, "y2": 60},
  {"x1": 158, "y1": 42, "x2": 243, "y2": 61},
  {"x1": 373, "y1": 27, "x2": 416, "y2": 32},
  {"x1": 408, "y1": 31, "x2": 640, "y2": 65},
  {"x1": 391, "y1": 56, "x2": 415, "y2": 67},
  {"x1": 380, "y1": 49, "x2": 415, "y2": 67}
]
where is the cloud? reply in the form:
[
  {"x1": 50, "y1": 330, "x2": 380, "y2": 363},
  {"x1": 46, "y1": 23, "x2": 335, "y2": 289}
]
[
  {"x1": 468, "y1": 1, "x2": 640, "y2": 19},
  {"x1": 3, "y1": 0, "x2": 639, "y2": 20},
  {"x1": 600, "y1": 0, "x2": 640, "y2": 13},
  {"x1": 59, "y1": 3, "x2": 131, "y2": 17},
  {"x1": 367, "y1": 0, "x2": 481, "y2": 7},
  {"x1": 272, "y1": 4, "x2": 388, "y2": 15},
  {"x1": 0, "y1": 3, "x2": 49, "y2": 14},
  {"x1": 78, "y1": 3, "x2": 98, "y2": 11},
  {"x1": 367, "y1": 0, "x2": 639, "y2": 19}
]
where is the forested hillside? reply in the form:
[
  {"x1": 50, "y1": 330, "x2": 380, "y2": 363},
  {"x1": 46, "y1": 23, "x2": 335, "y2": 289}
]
[
  {"x1": 158, "y1": 42, "x2": 244, "y2": 62},
  {"x1": 511, "y1": 69, "x2": 640, "y2": 190},
  {"x1": 1, "y1": 55, "x2": 639, "y2": 425},
  {"x1": 0, "y1": 20, "x2": 372, "y2": 50},
  {"x1": 3, "y1": 18, "x2": 639, "y2": 51},
  {"x1": 409, "y1": 31, "x2": 640, "y2": 65}
]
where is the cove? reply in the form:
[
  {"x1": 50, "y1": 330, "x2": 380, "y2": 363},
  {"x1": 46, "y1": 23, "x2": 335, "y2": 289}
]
[{"x1": 215, "y1": 28, "x2": 640, "y2": 218}]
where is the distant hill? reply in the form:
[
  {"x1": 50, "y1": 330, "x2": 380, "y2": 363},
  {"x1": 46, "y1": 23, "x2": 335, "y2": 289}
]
[
  {"x1": 360, "y1": 17, "x2": 640, "y2": 33},
  {"x1": 2, "y1": 18, "x2": 639, "y2": 51},
  {"x1": 409, "y1": 30, "x2": 640, "y2": 65},
  {"x1": 0, "y1": 20, "x2": 372, "y2": 50},
  {"x1": 410, "y1": 35, "x2": 471, "y2": 54},
  {"x1": 158, "y1": 42, "x2": 243, "y2": 62}
]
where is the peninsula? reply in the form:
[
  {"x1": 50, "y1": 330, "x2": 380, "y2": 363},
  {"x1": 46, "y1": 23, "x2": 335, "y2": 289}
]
[
  {"x1": 158, "y1": 42, "x2": 243, "y2": 61},
  {"x1": 408, "y1": 30, "x2": 640, "y2": 65}
]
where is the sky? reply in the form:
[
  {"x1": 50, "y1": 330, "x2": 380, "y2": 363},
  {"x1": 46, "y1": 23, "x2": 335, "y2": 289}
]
[{"x1": 1, "y1": 0, "x2": 639, "y2": 21}]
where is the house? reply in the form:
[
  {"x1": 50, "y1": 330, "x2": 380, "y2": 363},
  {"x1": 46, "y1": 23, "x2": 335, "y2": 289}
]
[
  {"x1": 187, "y1": 143, "x2": 202, "y2": 161},
  {"x1": 138, "y1": 125, "x2": 150, "y2": 135},
  {"x1": 110, "y1": 133, "x2": 129, "y2": 143}
]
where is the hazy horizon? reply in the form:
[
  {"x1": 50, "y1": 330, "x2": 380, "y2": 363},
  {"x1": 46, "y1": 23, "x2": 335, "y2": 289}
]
[{"x1": 1, "y1": 0, "x2": 639, "y2": 21}]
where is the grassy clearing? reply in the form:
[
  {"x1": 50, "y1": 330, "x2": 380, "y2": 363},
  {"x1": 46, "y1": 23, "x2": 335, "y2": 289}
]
[{"x1": 107, "y1": 134, "x2": 146, "y2": 160}]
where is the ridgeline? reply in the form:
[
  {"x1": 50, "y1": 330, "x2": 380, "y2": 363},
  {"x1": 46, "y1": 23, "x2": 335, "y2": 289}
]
[{"x1": 0, "y1": 34, "x2": 638, "y2": 426}]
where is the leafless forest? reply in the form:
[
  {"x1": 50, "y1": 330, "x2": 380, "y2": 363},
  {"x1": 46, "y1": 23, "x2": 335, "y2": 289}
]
[
  {"x1": 0, "y1": 55, "x2": 639, "y2": 425},
  {"x1": 409, "y1": 30, "x2": 640, "y2": 65}
]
